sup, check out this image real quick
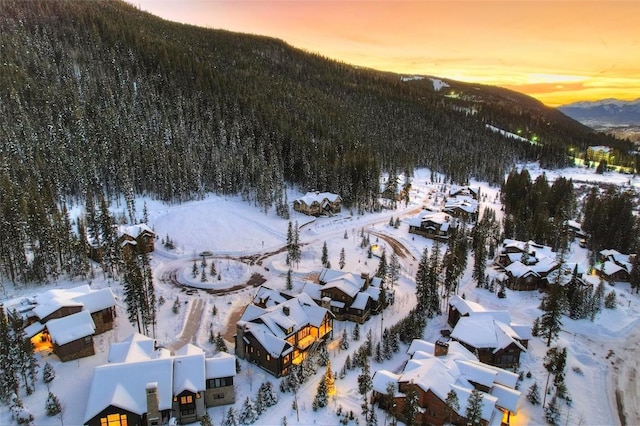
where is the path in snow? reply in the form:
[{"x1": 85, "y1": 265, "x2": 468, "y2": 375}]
[
  {"x1": 612, "y1": 320, "x2": 640, "y2": 426},
  {"x1": 166, "y1": 298, "x2": 204, "y2": 351}
]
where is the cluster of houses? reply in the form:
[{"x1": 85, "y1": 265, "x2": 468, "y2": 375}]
[
  {"x1": 372, "y1": 296, "x2": 528, "y2": 426},
  {"x1": 88, "y1": 223, "x2": 156, "y2": 263},
  {"x1": 234, "y1": 266, "x2": 390, "y2": 377},
  {"x1": 14, "y1": 285, "x2": 117, "y2": 361}
]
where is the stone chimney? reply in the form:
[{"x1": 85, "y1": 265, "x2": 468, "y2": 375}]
[
  {"x1": 434, "y1": 340, "x2": 449, "y2": 357},
  {"x1": 321, "y1": 296, "x2": 332, "y2": 311},
  {"x1": 146, "y1": 382, "x2": 160, "y2": 426},
  {"x1": 283, "y1": 306, "x2": 290, "y2": 316}
]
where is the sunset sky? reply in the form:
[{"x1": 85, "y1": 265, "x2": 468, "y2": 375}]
[{"x1": 130, "y1": 1, "x2": 640, "y2": 107}]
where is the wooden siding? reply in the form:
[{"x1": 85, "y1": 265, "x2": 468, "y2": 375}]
[{"x1": 54, "y1": 336, "x2": 95, "y2": 362}]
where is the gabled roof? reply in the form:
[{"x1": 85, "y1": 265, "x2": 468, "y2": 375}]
[
  {"x1": 118, "y1": 223, "x2": 154, "y2": 239},
  {"x1": 72, "y1": 287, "x2": 116, "y2": 314},
  {"x1": 31, "y1": 285, "x2": 116, "y2": 320},
  {"x1": 376, "y1": 339, "x2": 521, "y2": 421},
  {"x1": 451, "y1": 317, "x2": 527, "y2": 353},
  {"x1": 294, "y1": 192, "x2": 341, "y2": 206},
  {"x1": 173, "y1": 347, "x2": 206, "y2": 394},
  {"x1": 205, "y1": 352, "x2": 236, "y2": 379},
  {"x1": 84, "y1": 357, "x2": 174, "y2": 422},
  {"x1": 449, "y1": 295, "x2": 486, "y2": 316},
  {"x1": 47, "y1": 310, "x2": 95, "y2": 345}
]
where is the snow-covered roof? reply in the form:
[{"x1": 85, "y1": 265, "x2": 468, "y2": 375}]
[
  {"x1": 108, "y1": 333, "x2": 170, "y2": 364},
  {"x1": 451, "y1": 317, "x2": 526, "y2": 352},
  {"x1": 118, "y1": 223, "x2": 154, "y2": 239},
  {"x1": 173, "y1": 350, "x2": 205, "y2": 394},
  {"x1": 407, "y1": 211, "x2": 452, "y2": 228},
  {"x1": 46, "y1": 310, "x2": 95, "y2": 345},
  {"x1": 444, "y1": 196, "x2": 478, "y2": 214},
  {"x1": 351, "y1": 292, "x2": 371, "y2": 310},
  {"x1": 294, "y1": 192, "x2": 340, "y2": 206},
  {"x1": 379, "y1": 339, "x2": 520, "y2": 420},
  {"x1": 24, "y1": 321, "x2": 45, "y2": 338},
  {"x1": 31, "y1": 284, "x2": 116, "y2": 320},
  {"x1": 205, "y1": 352, "x2": 236, "y2": 379},
  {"x1": 253, "y1": 285, "x2": 290, "y2": 307},
  {"x1": 372, "y1": 370, "x2": 401, "y2": 395},
  {"x1": 72, "y1": 287, "x2": 116, "y2": 314},
  {"x1": 84, "y1": 357, "x2": 174, "y2": 422},
  {"x1": 449, "y1": 295, "x2": 486, "y2": 315},
  {"x1": 504, "y1": 261, "x2": 540, "y2": 278},
  {"x1": 595, "y1": 260, "x2": 626, "y2": 276}
]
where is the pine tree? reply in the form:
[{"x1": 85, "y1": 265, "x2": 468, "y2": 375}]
[
  {"x1": 376, "y1": 249, "x2": 388, "y2": 278},
  {"x1": 286, "y1": 268, "x2": 293, "y2": 290},
  {"x1": 258, "y1": 381, "x2": 278, "y2": 408},
  {"x1": 527, "y1": 382, "x2": 541, "y2": 405},
  {"x1": 388, "y1": 253, "x2": 400, "y2": 287},
  {"x1": 210, "y1": 261, "x2": 217, "y2": 277},
  {"x1": 192, "y1": 260, "x2": 198, "y2": 279},
  {"x1": 42, "y1": 361, "x2": 55, "y2": 390},
  {"x1": 605, "y1": 290, "x2": 617, "y2": 309},
  {"x1": 45, "y1": 392, "x2": 62, "y2": 416},
  {"x1": 0, "y1": 306, "x2": 19, "y2": 402},
  {"x1": 544, "y1": 395, "x2": 560, "y2": 425},
  {"x1": 324, "y1": 360, "x2": 335, "y2": 394},
  {"x1": 465, "y1": 388, "x2": 484, "y2": 425},
  {"x1": 222, "y1": 407, "x2": 239, "y2": 426},
  {"x1": 10, "y1": 392, "x2": 34, "y2": 426},
  {"x1": 344, "y1": 230, "x2": 348, "y2": 239},
  {"x1": 445, "y1": 389, "x2": 460, "y2": 424},
  {"x1": 216, "y1": 333, "x2": 229, "y2": 353},
  {"x1": 239, "y1": 397, "x2": 258, "y2": 425},
  {"x1": 200, "y1": 412, "x2": 214, "y2": 426},
  {"x1": 353, "y1": 322, "x2": 361, "y2": 341},
  {"x1": 8, "y1": 309, "x2": 37, "y2": 395},
  {"x1": 313, "y1": 377, "x2": 328, "y2": 410},
  {"x1": 402, "y1": 388, "x2": 420, "y2": 426},
  {"x1": 201, "y1": 267, "x2": 207, "y2": 282},
  {"x1": 321, "y1": 242, "x2": 329, "y2": 268},
  {"x1": 538, "y1": 283, "x2": 564, "y2": 346},
  {"x1": 339, "y1": 247, "x2": 346, "y2": 270},
  {"x1": 340, "y1": 329, "x2": 350, "y2": 350},
  {"x1": 172, "y1": 296, "x2": 181, "y2": 314}
]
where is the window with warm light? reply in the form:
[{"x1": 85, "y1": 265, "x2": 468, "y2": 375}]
[{"x1": 100, "y1": 413, "x2": 128, "y2": 426}]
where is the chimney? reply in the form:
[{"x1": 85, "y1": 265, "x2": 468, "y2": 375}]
[
  {"x1": 146, "y1": 382, "x2": 160, "y2": 426},
  {"x1": 283, "y1": 306, "x2": 290, "y2": 316},
  {"x1": 434, "y1": 340, "x2": 449, "y2": 357}
]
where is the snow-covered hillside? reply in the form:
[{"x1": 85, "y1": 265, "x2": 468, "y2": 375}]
[{"x1": 2, "y1": 165, "x2": 640, "y2": 426}]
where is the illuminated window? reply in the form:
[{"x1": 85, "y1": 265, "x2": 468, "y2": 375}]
[
  {"x1": 266, "y1": 354, "x2": 271, "y2": 361},
  {"x1": 180, "y1": 395, "x2": 194, "y2": 404},
  {"x1": 100, "y1": 413, "x2": 128, "y2": 426}
]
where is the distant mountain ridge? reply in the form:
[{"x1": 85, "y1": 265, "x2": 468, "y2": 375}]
[{"x1": 558, "y1": 98, "x2": 640, "y2": 127}]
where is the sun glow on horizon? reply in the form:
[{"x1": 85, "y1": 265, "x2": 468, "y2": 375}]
[{"x1": 131, "y1": 0, "x2": 640, "y2": 107}]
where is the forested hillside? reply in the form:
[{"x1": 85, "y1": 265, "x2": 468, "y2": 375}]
[{"x1": 0, "y1": 0, "x2": 628, "y2": 283}]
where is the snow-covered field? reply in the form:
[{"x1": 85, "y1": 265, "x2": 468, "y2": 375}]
[{"x1": 1, "y1": 164, "x2": 639, "y2": 426}]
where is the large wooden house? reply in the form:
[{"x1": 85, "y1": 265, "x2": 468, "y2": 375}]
[
  {"x1": 595, "y1": 249, "x2": 634, "y2": 282},
  {"x1": 292, "y1": 192, "x2": 342, "y2": 216},
  {"x1": 89, "y1": 223, "x2": 155, "y2": 262},
  {"x1": 495, "y1": 239, "x2": 559, "y2": 291},
  {"x1": 443, "y1": 196, "x2": 478, "y2": 222},
  {"x1": 372, "y1": 339, "x2": 521, "y2": 426},
  {"x1": 447, "y1": 296, "x2": 531, "y2": 370},
  {"x1": 235, "y1": 288, "x2": 333, "y2": 377},
  {"x1": 84, "y1": 334, "x2": 236, "y2": 426},
  {"x1": 301, "y1": 268, "x2": 384, "y2": 323},
  {"x1": 408, "y1": 212, "x2": 455, "y2": 241},
  {"x1": 19, "y1": 285, "x2": 116, "y2": 362}
]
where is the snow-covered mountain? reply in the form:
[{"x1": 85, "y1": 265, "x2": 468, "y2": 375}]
[{"x1": 558, "y1": 98, "x2": 640, "y2": 127}]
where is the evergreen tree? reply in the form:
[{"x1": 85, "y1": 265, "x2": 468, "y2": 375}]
[
  {"x1": 258, "y1": 381, "x2": 278, "y2": 408},
  {"x1": 45, "y1": 392, "x2": 62, "y2": 417},
  {"x1": 0, "y1": 305, "x2": 19, "y2": 402},
  {"x1": 340, "y1": 329, "x2": 350, "y2": 350},
  {"x1": 321, "y1": 242, "x2": 329, "y2": 268},
  {"x1": 527, "y1": 382, "x2": 541, "y2": 405},
  {"x1": 42, "y1": 361, "x2": 55, "y2": 390},
  {"x1": 353, "y1": 323, "x2": 361, "y2": 341},
  {"x1": 544, "y1": 395, "x2": 560, "y2": 425},
  {"x1": 222, "y1": 407, "x2": 239, "y2": 426},
  {"x1": 324, "y1": 360, "x2": 335, "y2": 395},
  {"x1": 605, "y1": 290, "x2": 617, "y2": 309},
  {"x1": 286, "y1": 268, "x2": 293, "y2": 291},
  {"x1": 210, "y1": 260, "x2": 217, "y2": 277},
  {"x1": 376, "y1": 249, "x2": 388, "y2": 279},
  {"x1": 201, "y1": 267, "x2": 207, "y2": 282},
  {"x1": 10, "y1": 392, "x2": 34, "y2": 426},
  {"x1": 172, "y1": 296, "x2": 181, "y2": 314},
  {"x1": 388, "y1": 252, "x2": 400, "y2": 287},
  {"x1": 344, "y1": 230, "x2": 348, "y2": 239},
  {"x1": 630, "y1": 254, "x2": 640, "y2": 294},
  {"x1": 465, "y1": 388, "x2": 484, "y2": 425},
  {"x1": 445, "y1": 389, "x2": 460, "y2": 424},
  {"x1": 215, "y1": 333, "x2": 229, "y2": 353},
  {"x1": 8, "y1": 309, "x2": 38, "y2": 395},
  {"x1": 538, "y1": 283, "x2": 564, "y2": 347},
  {"x1": 339, "y1": 247, "x2": 346, "y2": 270},
  {"x1": 192, "y1": 260, "x2": 198, "y2": 278},
  {"x1": 239, "y1": 397, "x2": 259, "y2": 425},
  {"x1": 200, "y1": 412, "x2": 214, "y2": 426},
  {"x1": 402, "y1": 388, "x2": 419, "y2": 426},
  {"x1": 313, "y1": 377, "x2": 328, "y2": 410}
]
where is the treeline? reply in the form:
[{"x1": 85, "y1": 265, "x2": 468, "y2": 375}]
[{"x1": 0, "y1": 0, "x2": 626, "y2": 284}]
